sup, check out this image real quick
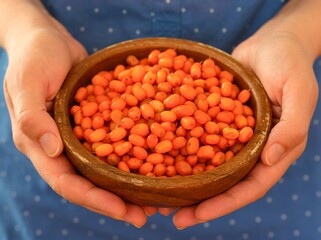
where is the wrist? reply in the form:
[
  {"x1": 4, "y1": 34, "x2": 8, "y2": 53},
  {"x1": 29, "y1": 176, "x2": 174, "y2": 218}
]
[
  {"x1": 256, "y1": 0, "x2": 321, "y2": 62},
  {"x1": 0, "y1": 0, "x2": 53, "y2": 51}
]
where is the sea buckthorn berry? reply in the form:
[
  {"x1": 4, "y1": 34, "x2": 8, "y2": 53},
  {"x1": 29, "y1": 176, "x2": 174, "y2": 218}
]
[
  {"x1": 146, "y1": 134, "x2": 159, "y2": 148},
  {"x1": 71, "y1": 48, "x2": 256, "y2": 176},
  {"x1": 117, "y1": 69, "x2": 132, "y2": 82},
  {"x1": 221, "y1": 80, "x2": 233, "y2": 97},
  {"x1": 82, "y1": 102, "x2": 98, "y2": 117},
  {"x1": 150, "y1": 122, "x2": 166, "y2": 138},
  {"x1": 207, "y1": 92, "x2": 221, "y2": 107},
  {"x1": 148, "y1": 49, "x2": 161, "y2": 65},
  {"x1": 109, "y1": 80, "x2": 126, "y2": 93},
  {"x1": 89, "y1": 128, "x2": 107, "y2": 143},
  {"x1": 202, "y1": 66, "x2": 216, "y2": 79},
  {"x1": 216, "y1": 111, "x2": 234, "y2": 124},
  {"x1": 142, "y1": 82, "x2": 156, "y2": 98},
  {"x1": 139, "y1": 162, "x2": 154, "y2": 175},
  {"x1": 190, "y1": 62, "x2": 202, "y2": 79},
  {"x1": 153, "y1": 163, "x2": 167, "y2": 177},
  {"x1": 171, "y1": 104, "x2": 195, "y2": 119},
  {"x1": 146, "y1": 153, "x2": 164, "y2": 165},
  {"x1": 175, "y1": 161, "x2": 192, "y2": 176},
  {"x1": 114, "y1": 141, "x2": 132, "y2": 156},
  {"x1": 140, "y1": 103, "x2": 155, "y2": 120},
  {"x1": 238, "y1": 89, "x2": 251, "y2": 103},
  {"x1": 109, "y1": 127, "x2": 127, "y2": 142},
  {"x1": 172, "y1": 136, "x2": 187, "y2": 149},
  {"x1": 186, "y1": 137, "x2": 199, "y2": 155},
  {"x1": 205, "y1": 134, "x2": 220, "y2": 145},
  {"x1": 180, "y1": 116, "x2": 196, "y2": 130},
  {"x1": 167, "y1": 73, "x2": 182, "y2": 87},
  {"x1": 190, "y1": 126, "x2": 205, "y2": 138},
  {"x1": 92, "y1": 74, "x2": 109, "y2": 88},
  {"x1": 195, "y1": 98, "x2": 209, "y2": 112},
  {"x1": 95, "y1": 143, "x2": 113, "y2": 157},
  {"x1": 74, "y1": 87, "x2": 88, "y2": 103},
  {"x1": 193, "y1": 164, "x2": 206, "y2": 175},
  {"x1": 128, "y1": 134, "x2": 145, "y2": 147},
  {"x1": 119, "y1": 117, "x2": 135, "y2": 129},
  {"x1": 106, "y1": 153, "x2": 120, "y2": 166},
  {"x1": 219, "y1": 70, "x2": 234, "y2": 82},
  {"x1": 127, "y1": 106, "x2": 141, "y2": 121},
  {"x1": 220, "y1": 97, "x2": 235, "y2": 111},
  {"x1": 155, "y1": 140, "x2": 173, "y2": 154},
  {"x1": 197, "y1": 145, "x2": 215, "y2": 159},
  {"x1": 114, "y1": 64, "x2": 126, "y2": 78},
  {"x1": 117, "y1": 161, "x2": 130, "y2": 172},
  {"x1": 149, "y1": 100, "x2": 165, "y2": 113},
  {"x1": 160, "y1": 111, "x2": 177, "y2": 122},
  {"x1": 110, "y1": 97, "x2": 126, "y2": 111},
  {"x1": 126, "y1": 157, "x2": 143, "y2": 170},
  {"x1": 194, "y1": 110, "x2": 211, "y2": 125},
  {"x1": 92, "y1": 116, "x2": 104, "y2": 129},
  {"x1": 222, "y1": 127, "x2": 239, "y2": 140},
  {"x1": 130, "y1": 123, "x2": 150, "y2": 137},
  {"x1": 202, "y1": 58, "x2": 215, "y2": 68},
  {"x1": 73, "y1": 126, "x2": 84, "y2": 140},
  {"x1": 163, "y1": 93, "x2": 182, "y2": 109},
  {"x1": 247, "y1": 116, "x2": 256, "y2": 128},
  {"x1": 110, "y1": 109, "x2": 123, "y2": 124},
  {"x1": 211, "y1": 151, "x2": 226, "y2": 166},
  {"x1": 179, "y1": 84, "x2": 197, "y2": 100},
  {"x1": 238, "y1": 126, "x2": 254, "y2": 143},
  {"x1": 243, "y1": 105, "x2": 254, "y2": 117},
  {"x1": 126, "y1": 55, "x2": 140, "y2": 67},
  {"x1": 81, "y1": 117, "x2": 92, "y2": 129},
  {"x1": 225, "y1": 150, "x2": 235, "y2": 161},
  {"x1": 158, "y1": 57, "x2": 174, "y2": 69},
  {"x1": 235, "y1": 115, "x2": 248, "y2": 129},
  {"x1": 132, "y1": 146, "x2": 148, "y2": 160},
  {"x1": 131, "y1": 65, "x2": 146, "y2": 82}
]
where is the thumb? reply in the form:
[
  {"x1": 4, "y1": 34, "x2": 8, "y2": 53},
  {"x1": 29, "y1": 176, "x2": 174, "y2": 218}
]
[
  {"x1": 5, "y1": 71, "x2": 64, "y2": 158},
  {"x1": 260, "y1": 76, "x2": 318, "y2": 166}
]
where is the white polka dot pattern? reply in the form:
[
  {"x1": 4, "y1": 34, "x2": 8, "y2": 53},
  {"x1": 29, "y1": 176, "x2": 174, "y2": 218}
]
[{"x1": 1, "y1": 0, "x2": 321, "y2": 239}]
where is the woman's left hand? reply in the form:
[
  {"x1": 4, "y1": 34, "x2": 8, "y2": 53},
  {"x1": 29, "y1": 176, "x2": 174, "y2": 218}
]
[{"x1": 171, "y1": 27, "x2": 319, "y2": 229}]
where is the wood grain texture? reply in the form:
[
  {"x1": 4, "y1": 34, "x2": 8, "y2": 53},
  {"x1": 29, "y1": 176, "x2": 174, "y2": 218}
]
[{"x1": 54, "y1": 37, "x2": 272, "y2": 207}]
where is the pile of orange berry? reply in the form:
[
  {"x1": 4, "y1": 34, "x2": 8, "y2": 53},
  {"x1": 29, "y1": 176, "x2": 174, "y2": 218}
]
[{"x1": 69, "y1": 48, "x2": 255, "y2": 177}]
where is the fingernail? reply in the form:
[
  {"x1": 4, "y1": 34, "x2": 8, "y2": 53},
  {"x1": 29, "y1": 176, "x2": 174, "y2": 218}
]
[
  {"x1": 176, "y1": 226, "x2": 185, "y2": 230},
  {"x1": 39, "y1": 132, "x2": 60, "y2": 157},
  {"x1": 266, "y1": 143, "x2": 285, "y2": 166},
  {"x1": 131, "y1": 223, "x2": 142, "y2": 229}
]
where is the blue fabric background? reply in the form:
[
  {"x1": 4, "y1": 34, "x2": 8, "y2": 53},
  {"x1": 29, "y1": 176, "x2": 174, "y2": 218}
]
[{"x1": 1, "y1": 1, "x2": 320, "y2": 239}]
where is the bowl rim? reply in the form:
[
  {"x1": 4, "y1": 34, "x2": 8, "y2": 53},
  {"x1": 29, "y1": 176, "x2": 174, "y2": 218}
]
[{"x1": 54, "y1": 37, "x2": 272, "y2": 189}]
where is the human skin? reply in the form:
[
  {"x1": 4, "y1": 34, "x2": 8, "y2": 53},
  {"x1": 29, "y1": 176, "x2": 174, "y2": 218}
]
[
  {"x1": 1, "y1": 0, "x2": 320, "y2": 229},
  {"x1": 171, "y1": 0, "x2": 320, "y2": 229},
  {"x1": 0, "y1": 0, "x2": 148, "y2": 228}
]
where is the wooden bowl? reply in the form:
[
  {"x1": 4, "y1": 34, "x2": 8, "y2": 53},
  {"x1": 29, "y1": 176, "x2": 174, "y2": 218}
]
[{"x1": 54, "y1": 37, "x2": 272, "y2": 207}]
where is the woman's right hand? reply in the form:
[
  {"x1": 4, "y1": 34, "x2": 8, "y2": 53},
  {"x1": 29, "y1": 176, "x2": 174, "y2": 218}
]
[{"x1": 2, "y1": 1, "x2": 149, "y2": 228}]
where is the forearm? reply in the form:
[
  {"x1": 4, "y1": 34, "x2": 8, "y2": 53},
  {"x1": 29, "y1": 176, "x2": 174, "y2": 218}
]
[
  {"x1": 0, "y1": 0, "x2": 53, "y2": 50},
  {"x1": 257, "y1": 0, "x2": 321, "y2": 61}
]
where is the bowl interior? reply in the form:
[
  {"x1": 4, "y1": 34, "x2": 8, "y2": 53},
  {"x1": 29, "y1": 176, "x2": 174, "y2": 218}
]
[{"x1": 54, "y1": 37, "x2": 272, "y2": 207}]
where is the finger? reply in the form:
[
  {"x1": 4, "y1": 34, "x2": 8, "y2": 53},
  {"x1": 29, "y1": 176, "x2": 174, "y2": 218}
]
[
  {"x1": 122, "y1": 204, "x2": 148, "y2": 228},
  {"x1": 5, "y1": 67, "x2": 64, "y2": 157},
  {"x1": 157, "y1": 207, "x2": 177, "y2": 216},
  {"x1": 142, "y1": 206, "x2": 158, "y2": 216},
  {"x1": 50, "y1": 166, "x2": 147, "y2": 227},
  {"x1": 173, "y1": 141, "x2": 305, "y2": 229},
  {"x1": 21, "y1": 133, "x2": 148, "y2": 226},
  {"x1": 261, "y1": 72, "x2": 318, "y2": 166},
  {"x1": 172, "y1": 205, "x2": 198, "y2": 230}
]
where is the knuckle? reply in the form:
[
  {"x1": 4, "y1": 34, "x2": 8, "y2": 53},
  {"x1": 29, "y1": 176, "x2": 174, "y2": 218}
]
[{"x1": 16, "y1": 110, "x2": 35, "y2": 134}]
